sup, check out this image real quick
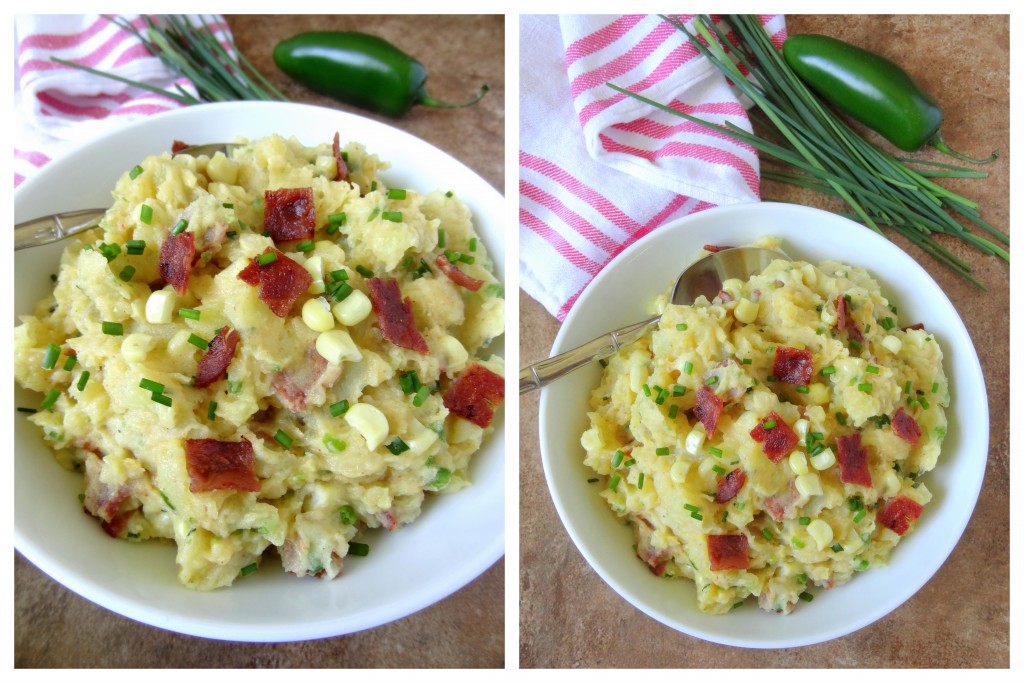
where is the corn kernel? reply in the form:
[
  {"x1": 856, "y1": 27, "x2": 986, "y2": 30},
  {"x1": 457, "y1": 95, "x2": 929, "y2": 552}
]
[
  {"x1": 881, "y1": 335, "x2": 903, "y2": 354},
  {"x1": 807, "y1": 519, "x2": 833, "y2": 550},
  {"x1": 733, "y1": 298, "x2": 759, "y2": 324},
  {"x1": 303, "y1": 255, "x2": 324, "y2": 284},
  {"x1": 698, "y1": 456, "x2": 717, "y2": 477},
  {"x1": 436, "y1": 334, "x2": 469, "y2": 373},
  {"x1": 167, "y1": 329, "x2": 194, "y2": 356},
  {"x1": 882, "y1": 468, "x2": 902, "y2": 497},
  {"x1": 406, "y1": 420, "x2": 440, "y2": 456},
  {"x1": 669, "y1": 460, "x2": 691, "y2": 484},
  {"x1": 145, "y1": 289, "x2": 176, "y2": 324},
  {"x1": 122, "y1": 333, "x2": 156, "y2": 363},
  {"x1": 315, "y1": 329, "x2": 362, "y2": 365},
  {"x1": 795, "y1": 472, "x2": 823, "y2": 497},
  {"x1": 302, "y1": 297, "x2": 335, "y2": 332},
  {"x1": 344, "y1": 403, "x2": 389, "y2": 450},
  {"x1": 810, "y1": 447, "x2": 836, "y2": 470},
  {"x1": 794, "y1": 418, "x2": 810, "y2": 439},
  {"x1": 789, "y1": 450, "x2": 809, "y2": 476},
  {"x1": 685, "y1": 425, "x2": 706, "y2": 455},
  {"x1": 332, "y1": 289, "x2": 372, "y2": 326}
]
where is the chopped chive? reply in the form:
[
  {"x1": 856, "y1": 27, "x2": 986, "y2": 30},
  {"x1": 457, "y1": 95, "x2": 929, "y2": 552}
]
[
  {"x1": 41, "y1": 343, "x2": 61, "y2": 370},
  {"x1": 41, "y1": 388, "x2": 61, "y2": 411},
  {"x1": 853, "y1": 509, "x2": 866, "y2": 523},
  {"x1": 296, "y1": 240, "x2": 315, "y2": 252},
  {"x1": 931, "y1": 381, "x2": 939, "y2": 394},
  {"x1": 222, "y1": 202, "x2": 234, "y2": 209},
  {"x1": 708, "y1": 447, "x2": 723, "y2": 456},
  {"x1": 763, "y1": 419, "x2": 777, "y2": 429},
  {"x1": 63, "y1": 354, "x2": 77, "y2": 371},
  {"x1": 904, "y1": 380, "x2": 913, "y2": 394},
  {"x1": 129, "y1": 164, "x2": 144, "y2": 180},
  {"x1": 676, "y1": 323, "x2": 688, "y2": 331},
  {"x1": 382, "y1": 211, "x2": 403, "y2": 222},
  {"x1": 437, "y1": 228, "x2": 446, "y2": 248},
  {"x1": 387, "y1": 188, "x2": 407, "y2": 200},
  {"x1": 386, "y1": 437, "x2": 409, "y2": 455},
  {"x1": 412, "y1": 385, "x2": 431, "y2": 407},
  {"x1": 809, "y1": 443, "x2": 825, "y2": 457},
  {"x1": 919, "y1": 397, "x2": 930, "y2": 410},
  {"x1": 684, "y1": 361, "x2": 693, "y2": 375},
  {"x1": 329, "y1": 269, "x2": 350, "y2": 282},
  {"x1": 691, "y1": 512, "x2": 704, "y2": 521},
  {"x1": 151, "y1": 393, "x2": 172, "y2": 407},
  {"x1": 323, "y1": 434, "x2": 347, "y2": 453},
  {"x1": 766, "y1": 375, "x2": 777, "y2": 382},
  {"x1": 795, "y1": 385, "x2": 809, "y2": 394},
  {"x1": 587, "y1": 477, "x2": 599, "y2": 483},
  {"x1": 469, "y1": 237, "x2": 478, "y2": 252},
  {"x1": 399, "y1": 371, "x2": 420, "y2": 394},
  {"x1": 17, "y1": 407, "x2": 37, "y2": 413},
  {"x1": 329, "y1": 211, "x2": 347, "y2": 225},
  {"x1": 102, "y1": 321, "x2": 123, "y2": 336},
  {"x1": 179, "y1": 308, "x2": 201, "y2": 321},
  {"x1": 339, "y1": 505, "x2": 357, "y2": 525},
  {"x1": 241, "y1": 563, "x2": 258, "y2": 576},
  {"x1": 370, "y1": 181, "x2": 377, "y2": 192},
  {"x1": 668, "y1": 405, "x2": 679, "y2": 419},
  {"x1": 712, "y1": 465, "x2": 727, "y2": 476},
  {"x1": 355, "y1": 265, "x2": 374, "y2": 278},
  {"x1": 831, "y1": 543, "x2": 844, "y2": 553},
  {"x1": 742, "y1": 358, "x2": 752, "y2": 365},
  {"x1": 799, "y1": 591, "x2": 814, "y2": 602},
  {"x1": 722, "y1": 511, "x2": 729, "y2": 523},
  {"x1": 796, "y1": 573, "x2": 808, "y2": 585},
  {"x1": 850, "y1": 339, "x2": 862, "y2": 351},
  {"x1": 187, "y1": 334, "x2": 209, "y2": 350},
  {"x1": 836, "y1": 412, "x2": 847, "y2": 426},
  {"x1": 880, "y1": 317, "x2": 895, "y2": 331},
  {"x1": 624, "y1": 458, "x2": 635, "y2": 467},
  {"x1": 98, "y1": 242, "x2": 121, "y2": 261},
  {"x1": 655, "y1": 388, "x2": 669, "y2": 405},
  {"x1": 118, "y1": 265, "x2": 136, "y2": 282},
  {"x1": 637, "y1": 472, "x2": 645, "y2": 489},
  {"x1": 171, "y1": 219, "x2": 188, "y2": 235},
  {"x1": 761, "y1": 528, "x2": 774, "y2": 541},
  {"x1": 706, "y1": 376, "x2": 719, "y2": 386},
  {"x1": 368, "y1": 207, "x2": 380, "y2": 221},
  {"x1": 866, "y1": 365, "x2": 880, "y2": 374},
  {"x1": 274, "y1": 429, "x2": 293, "y2": 448},
  {"x1": 445, "y1": 190, "x2": 454, "y2": 198},
  {"x1": 672, "y1": 385, "x2": 687, "y2": 396},
  {"x1": 641, "y1": 383, "x2": 652, "y2": 397},
  {"x1": 858, "y1": 383, "x2": 873, "y2": 392},
  {"x1": 611, "y1": 450, "x2": 624, "y2": 468},
  {"x1": 125, "y1": 239, "x2": 146, "y2": 255},
  {"x1": 655, "y1": 447, "x2": 670, "y2": 456},
  {"x1": 811, "y1": 431, "x2": 824, "y2": 441},
  {"x1": 205, "y1": 401, "x2": 218, "y2": 420},
  {"x1": 257, "y1": 251, "x2": 278, "y2": 266},
  {"x1": 330, "y1": 282, "x2": 354, "y2": 302},
  {"x1": 609, "y1": 474, "x2": 621, "y2": 491},
  {"x1": 349, "y1": 542, "x2": 370, "y2": 557},
  {"x1": 792, "y1": 537, "x2": 805, "y2": 549},
  {"x1": 329, "y1": 399, "x2": 350, "y2": 417},
  {"x1": 77, "y1": 371, "x2": 91, "y2": 391},
  {"x1": 139, "y1": 378, "x2": 165, "y2": 393},
  {"x1": 798, "y1": 517, "x2": 811, "y2": 525},
  {"x1": 139, "y1": 204, "x2": 153, "y2": 224},
  {"x1": 683, "y1": 503, "x2": 701, "y2": 513}
]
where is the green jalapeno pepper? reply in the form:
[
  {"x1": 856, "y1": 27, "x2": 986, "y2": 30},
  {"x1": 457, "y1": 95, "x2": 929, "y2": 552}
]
[
  {"x1": 273, "y1": 31, "x2": 488, "y2": 117},
  {"x1": 783, "y1": 33, "x2": 996, "y2": 164}
]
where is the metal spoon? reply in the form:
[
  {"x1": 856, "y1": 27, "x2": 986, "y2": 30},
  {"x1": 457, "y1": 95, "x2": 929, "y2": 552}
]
[
  {"x1": 14, "y1": 143, "x2": 239, "y2": 250},
  {"x1": 519, "y1": 246, "x2": 788, "y2": 394}
]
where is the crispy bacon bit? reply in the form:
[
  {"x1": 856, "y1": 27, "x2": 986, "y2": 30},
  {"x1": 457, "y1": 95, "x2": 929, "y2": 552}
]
[
  {"x1": 773, "y1": 346, "x2": 813, "y2": 386},
  {"x1": 100, "y1": 510, "x2": 134, "y2": 538},
  {"x1": 195, "y1": 327, "x2": 240, "y2": 389},
  {"x1": 694, "y1": 386, "x2": 725, "y2": 438},
  {"x1": 836, "y1": 295, "x2": 864, "y2": 341},
  {"x1": 366, "y1": 278, "x2": 429, "y2": 354},
  {"x1": 836, "y1": 432, "x2": 873, "y2": 487},
  {"x1": 171, "y1": 140, "x2": 190, "y2": 153},
  {"x1": 716, "y1": 289, "x2": 734, "y2": 303},
  {"x1": 715, "y1": 468, "x2": 746, "y2": 503},
  {"x1": 184, "y1": 438, "x2": 260, "y2": 493},
  {"x1": 332, "y1": 132, "x2": 348, "y2": 181},
  {"x1": 877, "y1": 496, "x2": 924, "y2": 535},
  {"x1": 264, "y1": 187, "x2": 316, "y2": 242},
  {"x1": 765, "y1": 480, "x2": 800, "y2": 521},
  {"x1": 703, "y1": 244, "x2": 734, "y2": 253},
  {"x1": 749, "y1": 411, "x2": 799, "y2": 463},
  {"x1": 707, "y1": 534, "x2": 749, "y2": 571},
  {"x1": 238, "y1": 248, "x2": 313, "y2": 317},
  {"x1": 377, "y1": 510, "x2": 399, "y2": 532},
  {"x1": 443, "y1": 363, "x2": 505, "y2": 428},
  {"x1": 272, "y1": 344, "x2": 331, "y2": 412},
  {"x1": 158, "y1": 231, "x2": 195, "y2": 295},
  {"x1": 902, "y1": 322, "x2": 925, "y2": 332},
  {"x1": 436, "y1": 254, "x2": 484, "y2": 291},
  {"x1": 892, "y1": 407, "x2": 923, "y2": 446}
]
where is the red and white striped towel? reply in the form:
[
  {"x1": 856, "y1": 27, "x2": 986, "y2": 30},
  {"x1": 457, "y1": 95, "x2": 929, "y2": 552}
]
[
  {"x1": 520, "y1": 14, "x2": 786, "y2": 320},
  {"x1": 14, "y1": 14, "x2": 230, "y2": 188}
]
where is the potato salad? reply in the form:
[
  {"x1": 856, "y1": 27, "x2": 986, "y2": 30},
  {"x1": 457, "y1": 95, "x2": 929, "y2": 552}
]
[
  {"x1": 14, "y1": 133, "x2": 505, "y2": 590},
  {"x1": 581, "y1": 239, "x2": 947, "y2": 614}
]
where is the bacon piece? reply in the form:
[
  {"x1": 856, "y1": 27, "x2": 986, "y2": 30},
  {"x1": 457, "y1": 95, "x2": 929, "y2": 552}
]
[
  {"x1": 892, "y1": 407, "x2": 923, "y2": 446},
  {"x1": 159, "y1": 231, "x2": 195, "y2": 295},
  {"x1": 443, "y1": 363, "x2": 505, "y2": 428},
  {"x1": 100, "y1": 510, "x2": 133, "y2": 538},
  {"x1": 171, "y1": 139, "x2": 190, "y2": 153},
  {"x1": 715, "y1": 468, "x2": 746, "y2": 503},
  {"x1": 376, "y1": 510, "x2": 399, "y2": 532},
  {"x1": 835, "y1": 295, "x2": 849, "y2": 330},
  {"x1": 436, "y1": 253, "x2": 484, "y2": 291},
  {"x1": 773, "y1": 346, "x2": 813, "y2": 386},
  {"x1": 902, "y1": 323, "x2": 925, "y2": 332},
  {"x1": 272, "y1": 343, "x2": 340, "y2": 412},
  {"x1": 877, "y1": 496, "x2": 924, "y2": 535},
  {"x1": 332, "y1": 132, "x2": 348, "y2": 181},
  {"x1": 195, "y1": 327, "x2": 240, "y2": 389},
  {"x1": 184, "y1": 438, "x2": 260, "y2": 493},
  {"x1": 693, "y1": 386, "x2": 725, "y2": 438},
  {"x1": 703, "y1": 244, "x2": 734, "y2": 253},
  {"x1": 836, "y1": 432, "x2": 873, "y2": 487},
  {"x1": 749, "y1": 411, "x2": 799, "y2": 463},
  {"x1": 716, "y1": 289, "x2": 734, "y2": 303},
  {"x1": 366, "y1": 278, "x2": 429, "y2": 354},
  {"x1": 765, "y1": 480, "x2": 801, "y2": 521},
  {"x1": 707, "y1": 534, "x2": 749, "y2": 571},
  {"x1": 264, "y1": 187, "x2": 316, "y2": 242},
  {"x1": 238, "y1": 248, "x2": 313, "y2": 317}
]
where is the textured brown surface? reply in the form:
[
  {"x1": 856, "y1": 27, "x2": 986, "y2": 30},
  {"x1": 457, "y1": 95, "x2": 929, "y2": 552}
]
[
  {"x1": 519, "y1": 15, "x2": 1009, "y2": 668},
  {"x1": 14, "y1": 13, "x2": 505, "y2": 669}
]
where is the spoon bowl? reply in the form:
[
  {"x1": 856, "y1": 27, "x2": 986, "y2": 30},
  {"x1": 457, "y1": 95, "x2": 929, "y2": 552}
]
[{"x1": 519, "y1": 246, "x2": 787, "y2": 394}]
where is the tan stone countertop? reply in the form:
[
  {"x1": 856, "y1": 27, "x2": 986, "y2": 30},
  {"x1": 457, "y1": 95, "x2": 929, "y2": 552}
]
[
  {"x1": 519, "y1": 14, "x2": 1009, "y2": 667},
  {"x1": 14, "y1": 13, "x2": 504, "y2": 668}
]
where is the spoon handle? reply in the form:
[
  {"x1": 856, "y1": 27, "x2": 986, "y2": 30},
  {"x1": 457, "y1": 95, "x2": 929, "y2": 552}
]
[
  {"x1": 15, "y1": 209, "x2": 107, "y2": 250},
  {"x1": 519, "y1": 315, "x2": 659, "y2": 394}
]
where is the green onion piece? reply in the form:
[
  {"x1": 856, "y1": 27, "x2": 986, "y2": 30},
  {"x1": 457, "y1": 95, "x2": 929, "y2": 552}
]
[
  {"x1": 880, "y1": 317, "x2": 895, "y2": 331},
  {"x1": 858, "y1": 383, "x2": 873, "y2": 392},
  {"x1": 796, "y1": 573, "x2": 808, "y2": 585},
  {"x1": 469, "y1": 237, "x2": 477, "y2": 252},
  {"x1": 437, "y1": 228, "x2": 446, "y2": 248},
  {"x1": 811, "y1": 431, "x2": 824, "y2": 441},
  {"x1": 399, "y1": 371, "x2": 420, "y2": 394},
  {"x1": 641, "y1": 383, "x2": 651, "y2": 397},
  {"x1": 151, "y1": 393, "x2": 172, "y2": 407},
  {"x1": 338, "y1": 505, "x2": 357, "y2": 525},
  {"x1": 684, "y1": 361, "x2": 693, "y2": 375},
  {"x1": 348, "y1": 542, "x2": 370, "y2": 557},
  {"x1": 274, "y1": 429, "x2": 293, "y2": 448},
  {"x1": 809, "y1": 443, "x2": 825, "y2": 457},
  {"x1": 866, "y1": 365, "x2": 880, "y2": 374},
  {"x1": 139, "y1": 204, "x2": 153, "y2": 224},
  {"x1": 139, "y1": 378, "x2": 165, "y2": 393},
  {"x1": 742, "y1": 358, "x2": 752, "y2": 365},
  {"x1": 655, "y1": 388, "x2": 669, "y2": 405},
  {"x1": 691, "y1": 512, "x2": 704, "y2": 521},
  {"x1": 766, "y1": 375, "x2": 777, "y2": 382},
  {"x1": 458, "y1": 253, "x2": 475, "y2": 265},
  {"x1": 171, "y1": 219, "x2": 188, "y2": 235},
  {"x1": 41, "y1": 343, "x2": 61, "y2": 370},
  {"x1": 102, "y1": 321, "x2": 124, "y2": 336},
  {"x1": 668, "y1": 404, "x2": 679, "y2": 419},
  {"x1": 386, "y1": 437, "x2": 409, "y2": 455},
  {"x1": 370, "y1": 181, "x2": 377, "y2": 192},
  {"x1": 330, "y1": 269, "x2": 350, "y2": 282},
  {"x1": 257, "y1": 251, "x2": 278, "y2": 266},
  {"x1": 831, "y1": 543, "x2": 844, "y2": 553},
  {"x1": 672, "y1": 385, "x2": 687, "y2": 396},
  {"x1": 323, "y1": 433, "x2": 347, "y2": 453},
  {"x1": 240, "y1": 563, "x2": 258, "y2": 576},
  {"x1": 676, "y1": 323, "x2": 688, "y2": 331},
  {"x1": 355, "y1": 265, "x2": 374, "y2": 278},
  {"x1": 179, "y1": 308, "x2": 201, "y2": 321},
  {"x1": 683, "y1": 503, "x2": 701, "y2": 513},
  {"x1": 118, "y1": 265, "x2": 136, "y2": 282},
  {"x1": 623, "y1": 457, "x2": 635, "y2": 467},
  {"x1": 799, "y1": 591, "x2": 814, "y2": 602},
  {"x1": 125, "y1": 239, "x2": 146, "y2": 255},
  {"x1": 329, "y1": 400, "x2": 350, "y2": 417},
  {"x1": 850, "y1": 339, "x2": 862, "y2": 351},
  {"x1": 412, "y1": 385, "x2": 431, "y2": 407},
  {"x1": 836, "y1": 412, "x2": 847, "y2": 426},
  {"x1": 795, "y1": 385, "x2": 809, "y2": 394},
  {"x1": 98, "y1": 242, "x2": 121, "y2": 261},
  {"x1": 382, "y1": 211, "x2": 403, "y2": 222},
  {"x1": 706, "y1": 376, "x2": 719, "y2": 386},
  {"x1": 919, "y1": 396, "x2": 930, "y2": 410},
  {"x1": 387, "y1": 188, "x2": 407, "y2": 200},
  {"x1": 798, "y1": 517, "x2": 811, "y2": 526},
  {"x1": 368, "y1": 207, "x2": 380, "y2": 221},
  {"x1": 329, "y1": 211, "x2": 347, "y2": 225},
  {"x1": 932, "y1": 381, "x2": 939, "y2": 394},
  {"x1": 428, "y1": 467, "x2": 451, "y2": 489},
  {"x1": 637, "y1": 472, "x2": 645, "y2": 489},
  {"x1": 611, "y1": 450, "x2": 624, "y2": 468},
  {"x1": 296, "y1": 240, "x2": 315, "y2": 252},
  {"x1": 708, "y1": 447, "x2": 722, "y2": 456},
  {"x1": 712, "y1": 465, "x2": 727, "y2": 476},
  {"x1": 763, "y1": 419, "x2": 777, "y2": 429},
  {"x1": 41, "y1": 388, "x2": 61, "y2": 411},
  {"x1": 77, "y1": 371, "x2": 91, "y2": 391},
  {"x1": 63, "y1": 354, "x2": 77, "y2": 371},
  {"x1": 655, "y1": 447, "x2": 670, "y2": 456},
  {"x1": 853, "y1": 509, "x2": 866, "y2": 523},
  {"x1": 129, "y1": 164, "x2": 144, "y2": 180},
  {"x1": 187, "y1": 334, "x2": 209, "y2": 350},
  {"x1": 761, "y1": 528, "x2": 774, "y2": 541},
  {"x1": 222, "y1": 202, "x2": 234, "y2": 209},
  {"x1": 609, "y1": 474, "x2": 621, "y2": 491},
  {"x1": 331, "y1": 282, "x2": 354, "y2": 302},
  {"x1": 792, "y1": 537, "x2": 805, "y2": 549}
]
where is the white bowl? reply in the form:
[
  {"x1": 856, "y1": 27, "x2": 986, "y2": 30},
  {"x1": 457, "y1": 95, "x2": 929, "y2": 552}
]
[
  {"x1": 14, "y1": 102, "x2": 505, "y2": 642},
  {"x1": 538, "y1": 202, "x2": 987, "y2": 648}
]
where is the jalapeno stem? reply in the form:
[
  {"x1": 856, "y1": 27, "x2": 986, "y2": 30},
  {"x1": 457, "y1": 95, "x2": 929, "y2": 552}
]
[
  {"x1": 418, "y1": 84, "x2": 490, "y2": 110},
  {"x1": 928, "y1": 130, "x2": 999, "y2": 165}
]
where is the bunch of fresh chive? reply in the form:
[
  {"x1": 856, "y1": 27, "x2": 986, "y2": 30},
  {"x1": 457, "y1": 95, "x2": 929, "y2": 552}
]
[
  {"x1": 51, "y1": 15, "x2": 288, "y2": 105},
  {"x1": 608, "y1": 14, "x2": 1008, "y2": 289}
]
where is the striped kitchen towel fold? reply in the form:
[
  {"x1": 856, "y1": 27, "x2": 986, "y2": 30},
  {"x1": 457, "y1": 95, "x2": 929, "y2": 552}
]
[
  {"x1": 520, "y1": 14, "x2": 786, "y2": 321},
  {"x1": 13, "y1": 14, "x2": 229, "y2": 187}
]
